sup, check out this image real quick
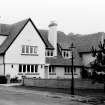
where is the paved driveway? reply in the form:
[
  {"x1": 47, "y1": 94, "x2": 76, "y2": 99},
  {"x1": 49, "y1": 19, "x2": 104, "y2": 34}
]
[{"x1": 0, "y1": 85, "x2": 90, "y2": 105}]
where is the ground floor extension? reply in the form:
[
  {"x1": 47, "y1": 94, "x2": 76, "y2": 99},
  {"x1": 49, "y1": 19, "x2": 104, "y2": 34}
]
[{"x1": 0, "y1": 63, "x2": 81, "y2": 79}]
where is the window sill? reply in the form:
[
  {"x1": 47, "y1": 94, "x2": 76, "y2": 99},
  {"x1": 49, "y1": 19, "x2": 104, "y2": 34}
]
[
  {"x1": 45, "y1": 56, "x2": 54, "y2": 57},
  {"x1": 64, "y1": 73, "x2": 78, "y2": 75},
  {"x1": 18, "y1": 73, "x2": 39, "y2": 75},
  {"x1": 21, "y1": 53, "x2": 38, "y2": 56}
]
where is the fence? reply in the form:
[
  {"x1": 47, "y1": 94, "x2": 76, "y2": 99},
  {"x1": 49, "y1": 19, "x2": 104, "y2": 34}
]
[{"x1": 23, "y1": 77, "x2": 104, "y2": 89}]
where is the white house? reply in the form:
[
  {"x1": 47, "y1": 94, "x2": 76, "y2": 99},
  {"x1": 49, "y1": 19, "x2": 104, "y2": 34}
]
[
  {"x1": 0, "y1": 18, "x2": 104, "y2": 79},
  {"x1": 0, "y1": 18, "x2": 47, "y2": 79}
]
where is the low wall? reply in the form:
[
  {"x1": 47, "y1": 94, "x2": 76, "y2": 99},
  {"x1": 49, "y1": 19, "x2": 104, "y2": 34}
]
[{"x1": 23, "y1": 78, "x2": 104, "y2": 89}]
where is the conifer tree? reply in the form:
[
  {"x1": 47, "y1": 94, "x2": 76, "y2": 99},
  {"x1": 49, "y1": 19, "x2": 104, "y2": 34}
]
[{"x1": 91, "y1": 40, "x2": 105, "y2": 91}]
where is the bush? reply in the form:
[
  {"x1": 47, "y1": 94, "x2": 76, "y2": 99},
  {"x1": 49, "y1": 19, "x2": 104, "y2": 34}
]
[
  {"x1": 0, "y1": 75, "x2": 7, "y2": 84},
  {"x1": 10, "y1": 77, "x2": 19, "y2": 83}
]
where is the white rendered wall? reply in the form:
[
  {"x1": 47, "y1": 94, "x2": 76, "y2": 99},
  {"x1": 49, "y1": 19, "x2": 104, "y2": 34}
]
[
  {"x1": 82, "y1": 53, "x2": 96, "y2": 66},
  {"x1": 4, "y1": 21, "x2": 45, "y2": 78},
  {"x1": 0, "y1": 64, "x2": 4, "y2": 75},
  {"x1": 0, "y1": 56, "x2": 3, "y2": 64},
  {"x1": 48, "y1": 67, "x2": 81, "y2": 79},
  {"x1": 5, "y1": 21, "x2": 45, "y2": 64}
]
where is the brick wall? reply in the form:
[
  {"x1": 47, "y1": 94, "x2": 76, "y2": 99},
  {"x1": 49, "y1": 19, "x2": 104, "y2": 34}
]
[{"x1": 23, "y1": 78, "x2": 104, "y2": 89}]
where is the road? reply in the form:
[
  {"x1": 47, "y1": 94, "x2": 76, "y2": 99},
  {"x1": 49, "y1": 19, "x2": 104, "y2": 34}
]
[{"x1": 0, "y1": 85, "x2": 90, "y2": 105}]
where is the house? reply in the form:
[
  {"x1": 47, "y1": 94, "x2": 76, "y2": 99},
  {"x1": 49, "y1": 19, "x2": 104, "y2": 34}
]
[{"x1": 0, "y1": 18, "x2": 104, "y2": 79}]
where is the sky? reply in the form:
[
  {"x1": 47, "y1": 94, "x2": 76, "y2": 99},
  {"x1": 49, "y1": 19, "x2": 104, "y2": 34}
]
[{"x1": 0, "y1": 0, "x2": 105, "y2": 35}]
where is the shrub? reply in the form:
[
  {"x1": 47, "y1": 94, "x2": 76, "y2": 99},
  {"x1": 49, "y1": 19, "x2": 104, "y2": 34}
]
[
  {"x1": 0, "y1": 75, "x2": 7, "y2": 84},
  {"x1": 10, "y1": 77, "x2": 18, "y2": 83}
]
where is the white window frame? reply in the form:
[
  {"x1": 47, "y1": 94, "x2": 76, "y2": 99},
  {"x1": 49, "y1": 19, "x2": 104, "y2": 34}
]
[
  {"x1": 21, "y1": 45, "x2": 38, "y2": 55},
  {"x1": 45, "y1": 49, "x2": 54, "y2": 57},
  {"x1": 62, "y1": 50, "x2": 71, "y2": 59}
]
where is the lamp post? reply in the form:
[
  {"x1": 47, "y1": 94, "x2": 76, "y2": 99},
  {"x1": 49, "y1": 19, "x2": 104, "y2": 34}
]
[{"x1": 70, "y1": 42, "x2": 75, "y2": 95}]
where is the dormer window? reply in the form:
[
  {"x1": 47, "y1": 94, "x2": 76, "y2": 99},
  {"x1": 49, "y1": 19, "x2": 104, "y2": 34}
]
[
  {"x1": 45, "y1": 49, "x2": 54, "y2": 57},
  {"x1": 21, "y1": 45, "x2": 38, "y2": 55},
  {"x1": 62, "y1": 50, "x2": 71, "y2": 58}
]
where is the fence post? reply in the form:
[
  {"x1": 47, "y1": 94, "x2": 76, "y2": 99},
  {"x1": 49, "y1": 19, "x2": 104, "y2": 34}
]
[
  {"x1": 22, "y1": 75, "x2": 26, "y2": 86},
  {"x1": 6, "y1": 75, "x2": 10, "y2": 84}
]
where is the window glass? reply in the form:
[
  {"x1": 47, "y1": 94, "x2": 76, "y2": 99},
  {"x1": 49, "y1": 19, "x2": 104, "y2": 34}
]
[
  {"x1": 22, "y1": 45, "x2": 25, "y2": 53},
  {"x1": 19, "y1": 65, "x2": 22, "y2": 72},
  {"x1": 27, "y1": 65, "x2": 30, "y2": 72},
  {"x1": 23, "y1": 65, "x2": 26, "y2": 72},
  {"x1": 26, "y1": 46, "x2": 29, "y2": 53},
  {"x1": 31, "y1": 65, "x2": 34, "y2": 72},
  {"x1": 30, "y1": 46, "x2": 33, "y2": 54},
  {"x1": 34, "y1": 47, "x2": 37, "y2": 53},
  {"x1": 47, "y1": 50, "x2": 50, "y2": 56},
  {"x1": 35, "y1": 65, "x2": 38, "y2": 72},
  {"x1": 52, "y1": 67, "x2": 55, "y2": 73},
  {"x1": 49, "y1": 66, "x2": 51, "y2": 72}
]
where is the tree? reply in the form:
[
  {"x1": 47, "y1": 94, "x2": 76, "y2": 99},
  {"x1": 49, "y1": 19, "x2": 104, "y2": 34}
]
[{"x1": 91, "y1": 40, "x2": 105, "y2": 91}]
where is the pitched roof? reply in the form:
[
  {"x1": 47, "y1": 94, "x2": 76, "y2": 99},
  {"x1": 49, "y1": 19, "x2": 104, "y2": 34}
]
[
  {"x1": 46, "y1": 48, "x2": 82, "y2": 66},
  {"x1": 0, "y1": 18, "x2": 48, "y2": 54},
  {"x1": 0, "y1": 19, "x2": 29, "y2": 54},
  {"x1": 38, "y1": 29, "x2": 83, "y2": 66},
  {"x1": 68, "y1": 32, "x2": 104, "y2": 53}
]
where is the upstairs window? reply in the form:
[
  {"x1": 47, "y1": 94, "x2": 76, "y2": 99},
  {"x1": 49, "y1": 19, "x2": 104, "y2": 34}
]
[
  {"x1": 45, "y1": 49, "x2": 54, "y2": 57},
  {"x1": 62, "y1": 50, "x2": 71, "y2": 58},
  {"x1": 21, "y1": 45, "x2": 38, "y2": 55}
]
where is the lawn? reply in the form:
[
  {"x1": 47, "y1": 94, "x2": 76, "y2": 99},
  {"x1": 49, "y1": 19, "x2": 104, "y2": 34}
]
[{"x1": 14, "y1": 85, "x2": 105, "y2": 105}]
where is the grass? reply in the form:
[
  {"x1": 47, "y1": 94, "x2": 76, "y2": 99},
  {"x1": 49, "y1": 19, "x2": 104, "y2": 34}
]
[
  {"x1": 14, "y1": 85, "x2": 105, "y2": 97},
  {"x1": 14, "y1": 85, "x2": 105, "y2": 105}
]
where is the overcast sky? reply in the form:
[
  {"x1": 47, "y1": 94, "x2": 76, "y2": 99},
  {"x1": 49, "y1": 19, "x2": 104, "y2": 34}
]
[{"x1": 0, "y1": 0, "x2": 105, "y2": 34}]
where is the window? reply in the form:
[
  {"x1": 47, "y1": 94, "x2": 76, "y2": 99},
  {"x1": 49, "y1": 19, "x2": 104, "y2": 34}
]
[
  {"x1": 74, "y1": 67, "x2": 76, "y2": 74},
  {"x1": 49, "y1": 66, "x2": 56, "y2": 75},
  {"x1": 21, "y1": 45, "x2": 38, "y2": 55},
  {"x1": 27, "y1": 65, "x2": 30, "y2": 72},
  {"x1": 62, "y1": 50, "x2": 71, "y2": 58},
  {"x1": 31, "y1": 65, "x2": 34, "y2": 72},
  {"x1": 19, "y1": 65, "x2": 22, "y2": 72},
  {"x1": 26, "y1": 46, "x2": 29, "y2": 53},
  {"x1": 64, "y1": 67, "x2": 71, "y2": 74},
  {"x1": 23, "y1": 65, "x2": 26, "y2": 72},
  {"x1": 22, "y1": 45, "x2": 25, "y2": 53},
  {"x1": 46, "y1": 49, "x2": 54, "y2": 57},
  {"x1": 18, "y1": 64, "x2": 39, "y2": 74},
  {"x1": 35, "y1": 65, "x2": 38, "y2": 72},
  {"x1": 30, "y1": 46, "x2": 33, "y2": 54}
]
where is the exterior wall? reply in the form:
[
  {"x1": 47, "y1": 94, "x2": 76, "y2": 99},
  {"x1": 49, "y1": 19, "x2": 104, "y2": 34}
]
[
  {"x1": 48, "y1": 26, "x2": 57, "y2": 56},
  {"x1": 4, "y1": 64, "x2": 45, "y2": 79},
  {"x1": 5, "y1": 64, "x2": 19, "y2": 78},
  {"x1": 48, "y1": 67, "x2": 81, "y2": 79},
  {"x1": 0, "y1": 56, "x2": 3, "y2": 64},
  {"x1": 4, "y1": 21, "x2": 45, "y2": 78},
  {"x1": 0, "y1": 64, "x2": 4, "y2": 75},
  {"x1": 82, "y1": 53, "x2": 96, "y2": 66}
]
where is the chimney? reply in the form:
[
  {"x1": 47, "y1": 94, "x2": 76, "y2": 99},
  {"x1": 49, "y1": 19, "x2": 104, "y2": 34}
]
[{"x1": 48, "y1": 21, "x2": 57, "y2": 56}]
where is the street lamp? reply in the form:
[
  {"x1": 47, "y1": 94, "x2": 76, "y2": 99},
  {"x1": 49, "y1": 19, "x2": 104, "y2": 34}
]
[{"x1": 70, "y1": 42, "x2": 75, "y2": 95}]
